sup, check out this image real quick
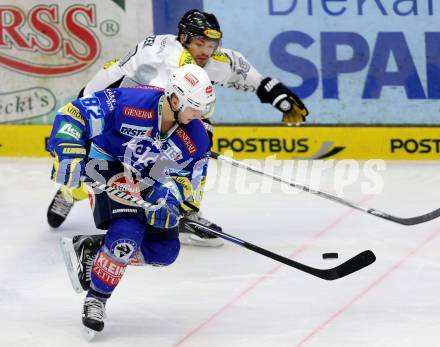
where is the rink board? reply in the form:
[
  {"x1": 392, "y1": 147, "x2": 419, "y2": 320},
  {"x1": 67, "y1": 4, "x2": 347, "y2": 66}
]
[{"x1": 1, "y1": 125, "x2": 440, "y2": 159}]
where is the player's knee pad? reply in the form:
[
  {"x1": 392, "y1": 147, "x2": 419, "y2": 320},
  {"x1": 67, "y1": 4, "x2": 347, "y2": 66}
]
[{"x1": 140, "y1": 229, "x2": 180, "y2": 266}]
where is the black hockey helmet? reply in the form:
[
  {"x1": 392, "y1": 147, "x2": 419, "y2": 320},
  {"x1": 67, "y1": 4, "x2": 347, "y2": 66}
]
[{"x1": 178, "y1": 9, "x2": 222, "y2": 45}]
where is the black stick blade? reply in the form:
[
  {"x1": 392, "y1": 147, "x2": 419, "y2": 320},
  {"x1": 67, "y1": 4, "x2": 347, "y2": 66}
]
[
  {"x1": 317, "y1": 250, "x2": 376, "y2": 281},
  {"x1": 183, "y1": 218, "x2": 376, "y2": 281}
]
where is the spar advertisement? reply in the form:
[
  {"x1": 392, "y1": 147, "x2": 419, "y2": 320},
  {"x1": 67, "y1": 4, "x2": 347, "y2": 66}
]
[
  {"x1": 0, "y1": 0, "x2": 151, "y2": 124},
  {"x1": 1, "y1": 0, "x2": 438, "y2": 125},
  {"x1": 0, "y1": 0, "x2": 439, "y2": 159},
  {"x1": 207, "y1": 0, "x2": 440, "y2": 124}
]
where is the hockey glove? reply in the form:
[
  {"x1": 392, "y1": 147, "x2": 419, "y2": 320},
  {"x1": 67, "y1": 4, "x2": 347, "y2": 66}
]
[
  {"x1": 50, "y1": 143, "x2": 86, "y2": 189},
  {"x1": 145, "y1": 186, "x2": 180, "y2": 229},
  {"x1": 256, "y1": 77, "x2": 309, "y2": 125}
]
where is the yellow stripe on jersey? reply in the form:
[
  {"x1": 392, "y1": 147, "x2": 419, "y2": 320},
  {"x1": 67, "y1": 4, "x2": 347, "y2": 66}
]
[
  {"x1": 62, "y1": 147, "x2": 86, "y2": 155},
  {"x1": 179, "y1": 49, "x2": 197, "y2": 66},
  {"x1": 58, "y1": 142, "x2": 83, "y2": 147},
  {"x1": 172, "y1": 176, "x2": 193, "y2": 200},
  {"x1": 59, "y1": 103, "x2": 85, "y2": 126},
  {"x1": 102, "y1": 59, "x2": 120, "y2": 70},
  {"x1": 211, "y1": 51, "x2": 230, "y2": 64},
  {"x1": 150, "y1": 212, "x2": 155, "y2": 226},
  {"x1": 165, "y1": 214, "x2": 170, "y2": 228}
]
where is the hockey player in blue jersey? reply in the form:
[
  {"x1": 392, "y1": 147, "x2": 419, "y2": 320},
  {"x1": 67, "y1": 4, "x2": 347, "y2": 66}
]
[
  {"x1": 48, "y1": 64, "x2": 216, "y2": 337},
  {"x1": 46, "y1": 9, "x2": 308, "y2": 248}
]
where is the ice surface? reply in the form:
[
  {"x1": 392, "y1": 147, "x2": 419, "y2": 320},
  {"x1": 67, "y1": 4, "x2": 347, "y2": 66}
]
[{"x1": 1, "y1": 158, "x2": 439, "y2": 346}]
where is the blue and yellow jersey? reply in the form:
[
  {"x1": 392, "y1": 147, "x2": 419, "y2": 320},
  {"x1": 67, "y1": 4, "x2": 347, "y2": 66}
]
[{"x1": 47, "y1": 87, "x2": 210, "y2": 204}]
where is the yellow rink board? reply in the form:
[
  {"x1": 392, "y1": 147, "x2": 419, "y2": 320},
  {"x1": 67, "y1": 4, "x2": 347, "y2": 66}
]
[
  {"x1": 211, "y1": 126, "x2": 440, "y2": 160},
  {"x1": 0, "y1": 125, "x2": 52, "y2": 157},
  {"x1": 1, "y1": 125, "x2": 440, "y2": 159}
]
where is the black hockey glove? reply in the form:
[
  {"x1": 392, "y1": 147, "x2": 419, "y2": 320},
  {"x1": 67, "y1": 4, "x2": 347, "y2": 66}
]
[{"x1": 256, "y1": 77, "x2": 309, "y2": 125}]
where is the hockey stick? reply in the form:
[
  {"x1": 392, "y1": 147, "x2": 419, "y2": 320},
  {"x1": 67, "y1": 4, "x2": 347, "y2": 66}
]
[
  {"x1": 81, "y1": 176, "x2": 376, "y2": 280},
  {"x1": 182, "y1": 218, "x2": 376, "y2": 280},
  {"x1": 80, "y1": 176, "x2": 153, "y2": 208},
  {"x1": 210, "y1": 152, "x2": 440, "y2": 226}
]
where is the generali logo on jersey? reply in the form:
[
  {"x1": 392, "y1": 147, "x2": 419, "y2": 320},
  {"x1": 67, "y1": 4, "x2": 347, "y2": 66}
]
[
  {"x1": 176, "y1": 127, "x2": 197, "y2": 155},
  {"x1": 0, "y1": 4, "x2": 100, "y2": 76},
  {"x1": 123, "y1": 106, "x2": 154, "y2": 120}
]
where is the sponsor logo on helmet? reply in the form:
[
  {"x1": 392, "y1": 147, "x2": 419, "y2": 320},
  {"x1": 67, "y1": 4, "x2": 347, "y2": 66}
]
[
  {"x1": 123, "y1": 106, "x2": 154, "y2": 120},
  {"x1": 175, "y1": 127, "x2": 197, "y2": 155},
  {"x1": 205, "y1": 85, "x2": 213, "y2": 94},
  {"x1": 203, "y1": 29, "x2": 222, "y2": 40},
  {"x1": 184, "y1": 72, "x2": 199, "y2": 86}
]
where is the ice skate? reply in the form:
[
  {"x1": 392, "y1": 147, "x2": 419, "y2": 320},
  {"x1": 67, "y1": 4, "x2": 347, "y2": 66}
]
[
  {"x1": 47, "y1": 187, "x2": 74, "y2": 228},
  {"x1": 60, "y1": 235, "x2": 104, "y2": 293},
  {"x1": 82, "y1": 297, "x2": 106, "y2": 339},
  {"x1": 83, "y1": 327, "x2": 98, "y2": 341},
  {"x1": 179, "y1": 211, "x2": 224, "y2": 247}
]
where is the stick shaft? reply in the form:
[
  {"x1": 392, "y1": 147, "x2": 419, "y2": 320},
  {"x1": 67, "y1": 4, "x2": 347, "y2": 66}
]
[
  {"x1": 210, "y1": 152, "x2": 440, "y2": 225},
  {"x1": 184, "y1": 219, "x2": 376, "y2": 281}
]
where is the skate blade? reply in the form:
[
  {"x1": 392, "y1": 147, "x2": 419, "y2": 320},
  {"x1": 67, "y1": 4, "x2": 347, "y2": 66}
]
[
  {"x1": 179, "y1": 233, "x2": 224, "y2": 248},
  {"x1": 59, "y1": 237, "x2": 83, "y2": 294},
  {"x1": 83, "y1": 327, "x2": 99, "y2": 341}
]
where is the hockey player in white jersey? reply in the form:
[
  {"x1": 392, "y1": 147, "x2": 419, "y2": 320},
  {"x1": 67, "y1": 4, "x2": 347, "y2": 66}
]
[{"x1": 47, "y1": 9, "x2": 309, "y2": 248}]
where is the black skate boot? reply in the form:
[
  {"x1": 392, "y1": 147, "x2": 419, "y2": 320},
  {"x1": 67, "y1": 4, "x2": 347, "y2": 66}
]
[
  {"x1": 82, "y1": 296, "x2": 106, "y2": 339},
  {"x1": 179, "y1": 211, "x2": 224, "y2": 247},
  {"x1": 60, "y1": 234, "x2": 105, "y2": 293},
  {"x1": 47, "y1": 187, "x2": 74, "y2": 228}
]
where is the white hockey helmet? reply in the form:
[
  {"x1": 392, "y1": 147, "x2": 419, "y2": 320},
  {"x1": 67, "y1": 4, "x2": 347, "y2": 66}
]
[{"x1": 165, "y1": 64, "x2": 216, "y2": 118}]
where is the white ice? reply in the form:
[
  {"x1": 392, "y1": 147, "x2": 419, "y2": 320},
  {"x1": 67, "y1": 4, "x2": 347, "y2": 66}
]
[{"x1": 1, "y1": 157, "x2": 439, "y2": 347}]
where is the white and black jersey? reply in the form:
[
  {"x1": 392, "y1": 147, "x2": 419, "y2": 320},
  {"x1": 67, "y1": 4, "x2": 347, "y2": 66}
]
[{"x1": 84, "y1": 34, "x2": 264, "y2": 95}]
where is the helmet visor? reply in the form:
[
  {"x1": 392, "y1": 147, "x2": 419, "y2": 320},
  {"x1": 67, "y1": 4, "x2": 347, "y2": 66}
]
[
  {"x1": 200, "y1": 101, "x2": 215, "y2": 119},
  {"x1": 185, "y1": 97, "x2": 215, "y2": 116}
]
